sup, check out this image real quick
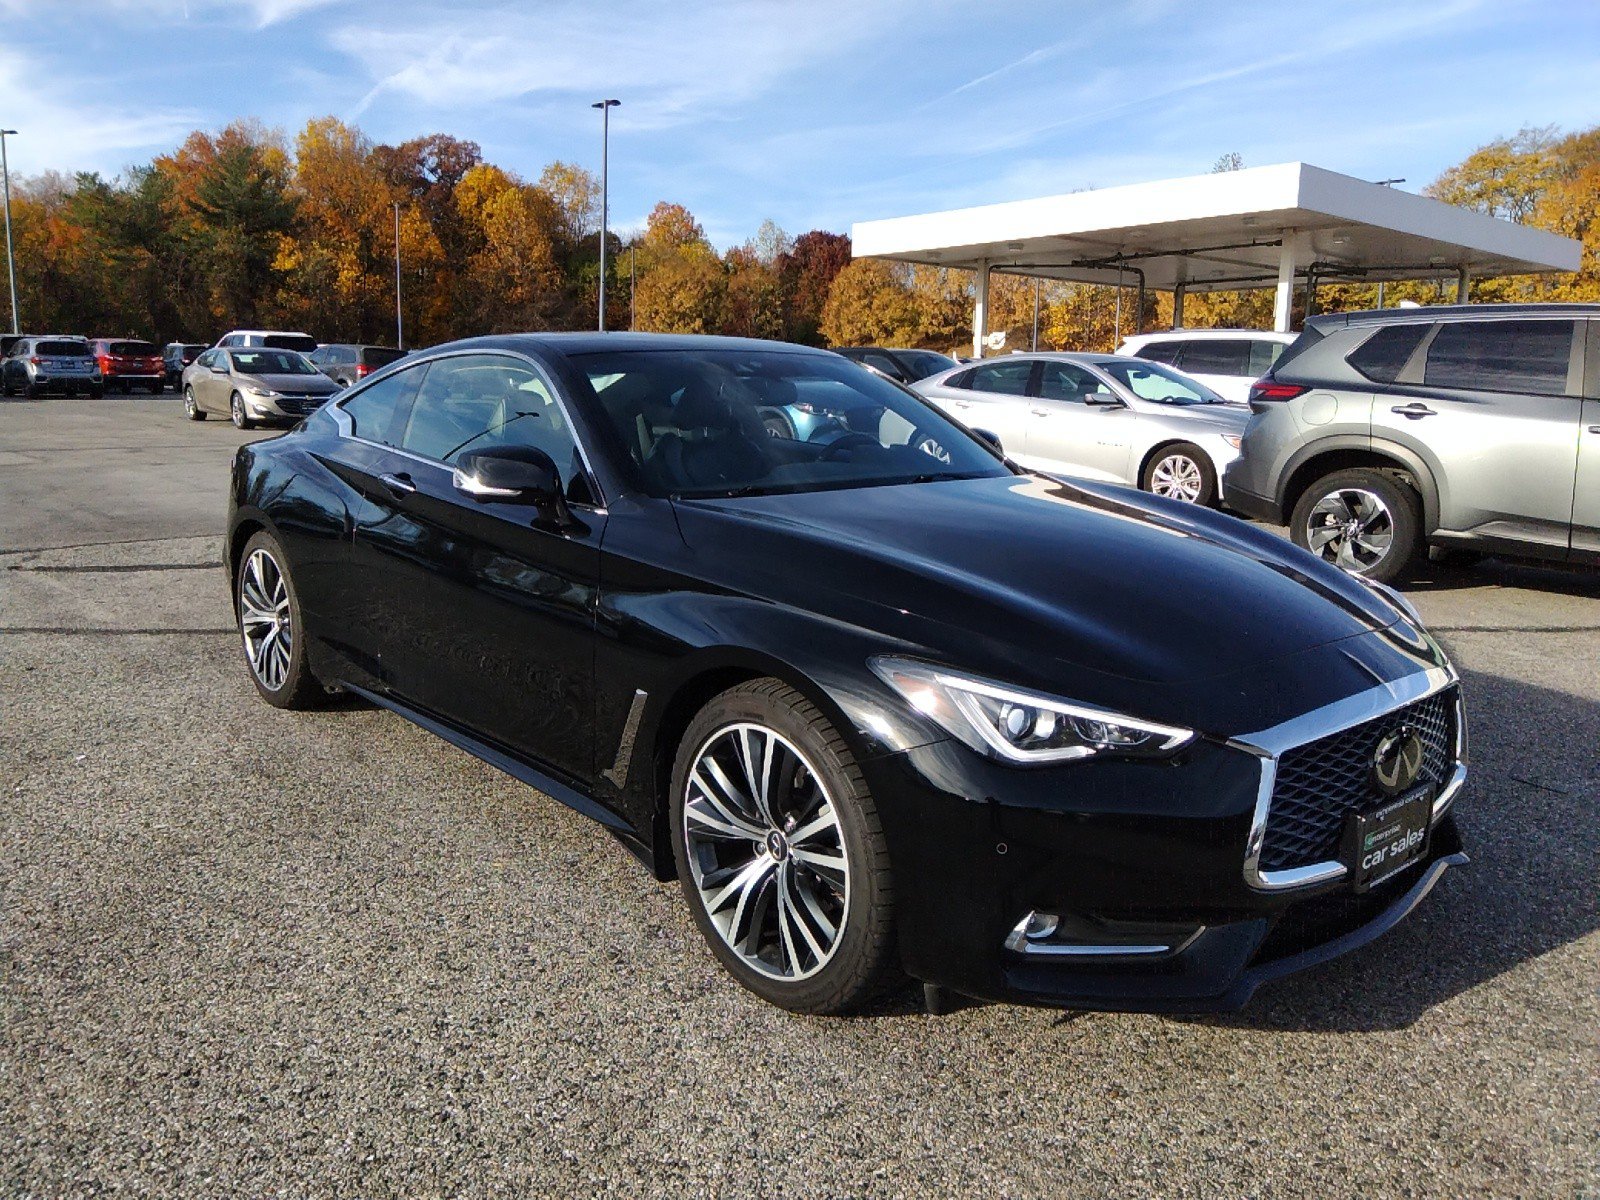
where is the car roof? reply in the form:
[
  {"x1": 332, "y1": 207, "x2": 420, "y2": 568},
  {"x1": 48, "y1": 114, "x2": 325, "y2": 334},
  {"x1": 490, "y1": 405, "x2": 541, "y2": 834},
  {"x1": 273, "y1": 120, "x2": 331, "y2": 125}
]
[
  {"x1": 416, "y1": 332, "x2": 837, "y2": 361},
  {"x1": 1121, "y1": 329, "x2": 1294, "y2": 343},
  {"x1": 1306, "y1": 302, "x2": 1600, "y2": 333},
  {"x1": 221, "y1": 329, "x2": 314, "y2": 336}
]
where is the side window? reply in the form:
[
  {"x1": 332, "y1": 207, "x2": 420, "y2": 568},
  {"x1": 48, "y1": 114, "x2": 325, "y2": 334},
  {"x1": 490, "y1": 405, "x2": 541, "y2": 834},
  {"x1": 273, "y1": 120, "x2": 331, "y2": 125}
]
[
  {"x1": 967, "y1": 359, "x2": 1034, "y2": 396},
  {"x1": 341, "y1": 361, "x2": 425, "y2": 444},
  {"x1": 1175, "y1": 339, "x2": 1252, "y2": 376},
  {"x1": 1134, "y1": 341, "x2": 1182, "y2": 365},
  {"x1": 1423, "y1": 320, "x2": 1576, "y2": 395},
  {"x1": 860, "y1": 352, "x2": 904, "y2": 379},
  {"x1": 1248, "y1": 340, "x2": 1286, "y2": 376},
  {"x1": 1036, "y1": 360, "x2": 1104, "y2": 401},
  {"x1": 196, "y1": 350, "x2": 216, "y2": 369},
  {"x1": 1347, "y1": 323, "x2": 1430, "y2": 384},
  {"x1": 398, "y1": 354, "x2": 580, "y2": 473},
  {"x1": 944, "y1": 368, "x2": 974, "y2": 390}
]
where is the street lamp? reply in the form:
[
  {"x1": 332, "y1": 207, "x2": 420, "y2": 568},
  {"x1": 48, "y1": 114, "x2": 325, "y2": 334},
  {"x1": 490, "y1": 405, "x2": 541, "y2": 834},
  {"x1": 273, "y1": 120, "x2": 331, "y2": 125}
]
[
  {"x1": 1, "y1": 129, "x2": 18, "y2": 337},
  {"x1": 392, "y1": 200, "x2": 403, "y2": 350},
  {"x1": 591, "y1": 98, "x2": 619, "y2": 332}
]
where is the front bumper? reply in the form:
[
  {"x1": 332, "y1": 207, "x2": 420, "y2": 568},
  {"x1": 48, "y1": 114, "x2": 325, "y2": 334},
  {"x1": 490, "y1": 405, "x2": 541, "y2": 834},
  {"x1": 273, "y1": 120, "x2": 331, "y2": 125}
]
[
  {"x1": 247, "y1": 393, "x2": 335, "y2": 420},
  {"x1": 863, "y1": 696, "x2": 1467, "y2": 1013}
]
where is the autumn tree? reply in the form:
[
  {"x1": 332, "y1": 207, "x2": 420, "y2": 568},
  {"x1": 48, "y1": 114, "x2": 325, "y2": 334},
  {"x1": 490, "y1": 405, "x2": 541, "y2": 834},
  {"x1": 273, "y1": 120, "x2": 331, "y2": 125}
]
[
  {"x1": 778, "y1": 230, "x2": 851, "y2": 344},
  {"x1": 819, "y1": 259, "x2": 918, "y2": 345}
]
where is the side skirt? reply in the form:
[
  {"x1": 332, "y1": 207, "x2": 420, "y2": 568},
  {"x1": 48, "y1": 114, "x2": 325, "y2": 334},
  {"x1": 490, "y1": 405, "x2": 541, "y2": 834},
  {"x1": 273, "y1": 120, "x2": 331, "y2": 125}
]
[{"x1": 339, "y1": 681, "x2": 660, "y2": 872}]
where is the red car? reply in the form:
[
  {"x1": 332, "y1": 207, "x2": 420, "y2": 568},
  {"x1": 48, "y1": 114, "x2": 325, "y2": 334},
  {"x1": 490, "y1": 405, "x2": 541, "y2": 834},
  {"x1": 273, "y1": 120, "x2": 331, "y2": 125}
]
[{"x1": 90, "y1": 338, "x2": 165, "y2": 394}]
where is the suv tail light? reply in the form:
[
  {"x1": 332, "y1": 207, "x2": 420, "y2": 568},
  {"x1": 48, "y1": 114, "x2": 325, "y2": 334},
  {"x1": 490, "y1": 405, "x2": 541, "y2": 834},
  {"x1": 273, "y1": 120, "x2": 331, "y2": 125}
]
[
  {"x1": 355, "y1": 362, "x2": 372, "y2": 378},
  {"x1": 28, "y1": 355, "x2": 40, "y2": 365},
  {"x1": 1249, "y1": 380, "x2": 1308, "y2": 403}
]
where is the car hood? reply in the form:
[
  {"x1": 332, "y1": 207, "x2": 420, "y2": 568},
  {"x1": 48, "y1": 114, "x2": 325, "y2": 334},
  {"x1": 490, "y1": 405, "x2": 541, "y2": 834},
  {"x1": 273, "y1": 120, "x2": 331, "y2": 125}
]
[
  {"x1": 669, "y1": 474, "x2": 1443, "y2": 733},
  {"x1": 240, "y1": 372, "x2": 339, "y2": 393}
]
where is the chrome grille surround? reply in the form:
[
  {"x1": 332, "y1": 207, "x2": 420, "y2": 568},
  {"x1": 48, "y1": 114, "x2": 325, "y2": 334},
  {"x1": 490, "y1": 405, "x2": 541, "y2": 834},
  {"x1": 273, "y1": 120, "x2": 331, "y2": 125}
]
[{"x1": 1230, "y1": 666, "x2": 1467, "y2": 892}]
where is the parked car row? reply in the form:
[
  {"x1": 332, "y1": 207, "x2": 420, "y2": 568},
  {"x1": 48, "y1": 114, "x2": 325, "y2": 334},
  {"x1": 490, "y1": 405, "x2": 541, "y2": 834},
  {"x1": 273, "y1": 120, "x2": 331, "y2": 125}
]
[{"x1": 0, "y1": 335, "x2": 167, "y2": 396}]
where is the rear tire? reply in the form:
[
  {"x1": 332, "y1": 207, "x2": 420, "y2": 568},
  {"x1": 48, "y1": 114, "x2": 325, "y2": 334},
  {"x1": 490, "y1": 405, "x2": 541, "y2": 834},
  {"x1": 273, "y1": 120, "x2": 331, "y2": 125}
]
[
  {"x1": 1142, "y1": 442, "x2": 1217, "y2": 506},
  {"x1": 1, "y1": 376, "x2": 12, "y2": 397},
  {"x1": 235, "y1": 530, "x2": 323, "y2": 709},
  {"x1": 88, "y1": 386, "x2": 104, "y2": 399},
  {"x1": 1291, "y1": 467, "x2": 1423, "y2": 583},
  {"x1": 670, "y1": 678, "x2": 896, "y2": 1015},
  {"x1": 231, "y1": 391, "x2": 254, "y2": 430},
  {"x1": 149, "y1": 380, "x2": 163, "y2": 395},
  {"x1": 184, "y1": 386, "x2": 205, "y2": 421}
]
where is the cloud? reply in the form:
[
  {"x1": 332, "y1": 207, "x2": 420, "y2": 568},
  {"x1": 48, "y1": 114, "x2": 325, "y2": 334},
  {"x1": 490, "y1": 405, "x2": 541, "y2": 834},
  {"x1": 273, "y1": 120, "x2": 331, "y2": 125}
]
[{"x1": 0, "y1": 0, "x2": 342, "y2": 26}]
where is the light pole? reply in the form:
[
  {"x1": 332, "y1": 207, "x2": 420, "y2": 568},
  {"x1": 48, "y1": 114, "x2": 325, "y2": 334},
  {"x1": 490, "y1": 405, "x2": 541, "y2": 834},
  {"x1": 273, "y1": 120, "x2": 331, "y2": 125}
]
[
  {"x1": 1, "y1": 129, "x2": 18, "y2": 336},
  {"x1": 392, "y1": 200, "x2": 403, "y2": 350},
  {"x1": 591, "y1": 98, "x2": 619, "y2": 331}
]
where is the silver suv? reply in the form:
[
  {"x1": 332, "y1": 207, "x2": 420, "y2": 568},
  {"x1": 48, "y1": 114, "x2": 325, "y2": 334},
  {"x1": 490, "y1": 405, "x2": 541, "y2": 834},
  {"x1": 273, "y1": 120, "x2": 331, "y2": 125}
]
[{"x1": 1223, "y1": 304, "x2": 1600, "y2": 581}]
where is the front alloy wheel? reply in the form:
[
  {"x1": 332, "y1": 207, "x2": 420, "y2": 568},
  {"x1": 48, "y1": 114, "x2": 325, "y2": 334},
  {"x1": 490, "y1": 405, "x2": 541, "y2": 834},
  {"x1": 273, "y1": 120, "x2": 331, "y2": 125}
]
[
  {"x1": 1142, "y1": 442, "x2": 1216, "y2": 505},
  {"x1": 231, "y1": 391, "x2": 253, "y2": 429},
  {"x1": 236, "y1": 531, "x2": 321, "y2": 708},
  {"x1": 672, "y1": 679, "x2": 895, "y2": 1014},
  {"x1": 184, "y1": 386, "x2": 205, "y2": 421}
]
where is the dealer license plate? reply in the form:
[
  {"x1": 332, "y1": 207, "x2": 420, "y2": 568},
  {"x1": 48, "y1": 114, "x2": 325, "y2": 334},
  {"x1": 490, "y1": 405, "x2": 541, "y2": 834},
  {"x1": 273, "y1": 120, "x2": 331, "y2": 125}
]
[{"x1": 1343, "y1": 785, "x2": 1433, "y2": 892}]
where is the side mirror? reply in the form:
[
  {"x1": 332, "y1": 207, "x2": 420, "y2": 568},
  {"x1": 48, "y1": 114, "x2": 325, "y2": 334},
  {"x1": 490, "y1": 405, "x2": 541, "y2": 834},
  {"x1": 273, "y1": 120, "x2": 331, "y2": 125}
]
[
  {"x1": 1085, "y1": 392, "x2": 1123, "y2": 408},
  {"x1": 972, "y1": 428, "x2": 1004, "y2": 453},
  {"x1": 452, "y1": 446, "x2": 576, "y2": 526},
  {"x1": 211, "y1": 363, "x2": 228, "y2": 373}
]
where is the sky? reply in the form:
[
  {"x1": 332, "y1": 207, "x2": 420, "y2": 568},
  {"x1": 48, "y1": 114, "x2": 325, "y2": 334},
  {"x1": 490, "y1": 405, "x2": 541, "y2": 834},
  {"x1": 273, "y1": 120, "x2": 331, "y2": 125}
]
[{"x1": 0, "y1": 0, "x2": 1597, "y2": 247}]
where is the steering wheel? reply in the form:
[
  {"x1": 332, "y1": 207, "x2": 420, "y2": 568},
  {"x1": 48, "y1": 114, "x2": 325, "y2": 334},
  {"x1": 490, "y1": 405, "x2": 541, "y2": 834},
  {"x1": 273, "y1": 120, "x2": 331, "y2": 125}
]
[{"x1": 818, "y1": 432, "x2": 880, "y2": 460}]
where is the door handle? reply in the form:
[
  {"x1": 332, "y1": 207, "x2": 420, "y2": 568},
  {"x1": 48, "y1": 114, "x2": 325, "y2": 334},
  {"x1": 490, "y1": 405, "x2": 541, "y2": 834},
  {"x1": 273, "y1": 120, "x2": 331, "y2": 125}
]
[
  {"x1": 379, "y1": 471, "x2": 416, "y2": 498},
  {"x1": 1390, "y1": 403, "x2": 1436, "y2": 419},
  {"x1": 1030, "y1": 408, "x2": 1051, "y2": 416},
  {"x1": 1588, "y1": 425, "x2": 1600, "y2": 435}
]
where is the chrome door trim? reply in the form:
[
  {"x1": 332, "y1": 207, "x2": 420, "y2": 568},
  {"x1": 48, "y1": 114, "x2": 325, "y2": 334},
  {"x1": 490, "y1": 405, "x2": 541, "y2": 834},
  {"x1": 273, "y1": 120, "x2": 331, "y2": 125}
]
[{"x1": 1228, "y1": 665, "x2": 1462, "y2": 892}]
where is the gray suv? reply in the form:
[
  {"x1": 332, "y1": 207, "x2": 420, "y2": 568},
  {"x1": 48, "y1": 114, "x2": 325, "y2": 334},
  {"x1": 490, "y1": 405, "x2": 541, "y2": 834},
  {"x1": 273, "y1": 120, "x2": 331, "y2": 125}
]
[{"x1": 1224, "y1": 304, "x2": 1600, "y2": 581}]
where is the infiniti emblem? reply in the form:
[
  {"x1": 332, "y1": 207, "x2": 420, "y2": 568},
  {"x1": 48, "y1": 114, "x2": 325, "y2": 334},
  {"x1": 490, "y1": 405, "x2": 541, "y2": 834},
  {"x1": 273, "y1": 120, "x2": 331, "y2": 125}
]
[
  {"x1": 1373, "y1": 725, "x2": 1425, "y2": 796},
  {"x1": 765, "y1": 830, "x2": 790, "y2": 861}
]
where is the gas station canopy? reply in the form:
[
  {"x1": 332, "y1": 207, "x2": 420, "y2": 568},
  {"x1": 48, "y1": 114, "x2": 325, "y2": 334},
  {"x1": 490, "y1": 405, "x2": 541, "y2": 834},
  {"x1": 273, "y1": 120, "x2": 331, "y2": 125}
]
[{"x1": 850, "y1": 162, "x2": 1583, "y2": 353}]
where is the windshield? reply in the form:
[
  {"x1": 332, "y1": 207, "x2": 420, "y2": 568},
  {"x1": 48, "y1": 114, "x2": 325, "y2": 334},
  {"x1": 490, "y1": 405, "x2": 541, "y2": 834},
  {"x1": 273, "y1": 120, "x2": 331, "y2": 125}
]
[
  {"x1": 39, "y1": 340, "x2": 90, "y2": 356},
  {"x1": 574, "y1": 348, "x2": 1012, "y2": 499},
  {"x1": 897, "y1": 349, "x2": 959, "y2": 379},
  {"x1": 109, "y1": 341, "x2": 157, "y2": 356},
  {"x1": 1097, "y1": 359, "x2": 1227, "y2": 405},
  {"x1": 231, "y1": 349, "x2": 317, "y2": 375}
]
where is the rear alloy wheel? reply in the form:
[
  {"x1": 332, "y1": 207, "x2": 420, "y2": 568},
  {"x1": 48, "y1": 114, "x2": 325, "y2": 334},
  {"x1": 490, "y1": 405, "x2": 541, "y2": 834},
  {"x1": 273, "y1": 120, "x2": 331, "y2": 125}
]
[
  {"x1": 1291, "y1": 467, "x2": 1423, "y2": 583},
  {"x1": 231, "y1": 391, "x2": 254, "y2": 430},
  {"x1": 759, "y1": 408, "x2": 794, "y2": 439},
  {"x1": 183, "y1": 386, "x2": 205, "y2": 421},
  {"x1": 236, "y1": 531, "x2": 322, "y2": 708},
  {"x1": 1142, "y1": 442, "x2": 1216, "y2": 505},
  {"x1": 671, "y1": 679, "x2": 895, "y2": 1015}
]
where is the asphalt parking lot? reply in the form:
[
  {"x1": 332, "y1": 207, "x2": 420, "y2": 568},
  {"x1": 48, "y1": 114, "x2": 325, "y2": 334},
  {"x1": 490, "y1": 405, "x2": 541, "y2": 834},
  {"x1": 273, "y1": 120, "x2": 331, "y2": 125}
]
[{"x1": 2, "y1": 395, "x2": 1597, "y2": 1198}]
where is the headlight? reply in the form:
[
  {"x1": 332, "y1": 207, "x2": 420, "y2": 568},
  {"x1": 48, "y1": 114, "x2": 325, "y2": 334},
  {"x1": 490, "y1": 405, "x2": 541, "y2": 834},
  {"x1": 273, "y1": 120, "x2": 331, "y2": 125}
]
[
  {"x1": 1222, "y1": 434, "x2": 1243, "y2": 449},
  {"x1": 869, "y1": 657, "x2": 1194, "y2": 765},
  {"x1": 244, "y1": 385, "x2": 279, "y2": 397}
]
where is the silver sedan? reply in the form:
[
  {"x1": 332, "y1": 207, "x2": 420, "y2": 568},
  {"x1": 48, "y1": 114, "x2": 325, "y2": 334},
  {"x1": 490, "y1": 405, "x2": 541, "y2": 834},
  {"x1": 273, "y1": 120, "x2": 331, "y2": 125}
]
[
  {"x1": 913, "y1": 352, "x2": 1249, "y2": 506},
  {"x1": 182, "y1": 347, "x2": 341, "y2": 430}
]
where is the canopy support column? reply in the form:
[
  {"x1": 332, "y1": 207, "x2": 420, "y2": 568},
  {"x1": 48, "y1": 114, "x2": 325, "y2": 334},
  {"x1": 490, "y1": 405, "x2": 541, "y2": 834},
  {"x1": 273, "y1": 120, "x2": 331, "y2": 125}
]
[
  {"x1": 1456, "y1": 266, "x2": 1471, "y2": 303},
  {"x1": 972, "y1": 260, "x2": 989, "y2": 358},
  {"x1": 1172, "y1": 283, "x2": 1185, "y2": 329},
  {"x1": 1273, "y1": 236, "x2": 1298, "y2": 333}
]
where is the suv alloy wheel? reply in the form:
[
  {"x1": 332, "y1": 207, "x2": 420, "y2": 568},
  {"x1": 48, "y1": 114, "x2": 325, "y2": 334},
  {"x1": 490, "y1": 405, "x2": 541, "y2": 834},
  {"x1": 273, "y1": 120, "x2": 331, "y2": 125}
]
[{"x1": 1290, "y1": 467, "x2": 1423, "y2": 583}]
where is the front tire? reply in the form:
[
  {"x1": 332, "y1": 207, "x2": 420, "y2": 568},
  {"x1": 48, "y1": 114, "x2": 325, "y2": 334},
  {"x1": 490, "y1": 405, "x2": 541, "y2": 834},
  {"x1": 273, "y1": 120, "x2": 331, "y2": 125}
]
[
  {"x1": 236, "y1": 531, "x2": 322, "y2": 709},
  {"x1": 230, "y1": 391, "x2": 254, "y2": 429},
  {"x1": 1291, "y1": 467, "x2": 1423, "y2": 583},
  {"x1": 184, "y1": 386, "x2": 205, "y2": 421},
  {"x1": 1142, "y1": 442, "x2": 1217, "y2": 505},
  {"x1": 670, "y1": 679, "x2": 895, "y2": 1015}
]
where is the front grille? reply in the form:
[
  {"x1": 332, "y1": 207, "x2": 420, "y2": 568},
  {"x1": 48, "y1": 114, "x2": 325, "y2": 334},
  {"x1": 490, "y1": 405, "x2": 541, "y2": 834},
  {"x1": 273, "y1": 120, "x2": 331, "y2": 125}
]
[
  {"x1": 1259, "y1": 688, "x2": 1457, "y2": 872},
  {"x1": 276, "y1": 395, "x2": 327, "y2": 415}
]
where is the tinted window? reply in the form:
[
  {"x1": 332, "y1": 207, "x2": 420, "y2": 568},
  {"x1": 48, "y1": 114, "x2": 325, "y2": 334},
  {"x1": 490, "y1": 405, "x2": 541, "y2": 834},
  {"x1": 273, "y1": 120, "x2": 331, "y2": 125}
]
[
  {"x1": 859, "y1": 352, "x2": 906, "y2": 379},
  {"x1": 195, "y1": 350, "x2": 217, "y2": 368},
  {"x1": 1133, "y1": 340, "x2": 1183, "y2": 365},
  {"x1": 109, "y1": 341, "x2": 157, "y2": 356},
  {"x1": 1175, "y1": 340, "x2": 1252, "y2": 375},
  {"x1": 262, "y1": 334, "x2": 318, "y2": 352},
  {"x1": 897, "y1": 350, "x2": 959, "y2": 379},
  {"x1": 1036, "y1": 360, "x2": 1105, "y2": 401},
  {"x1": 341, "y1": 362, "x2": 423, "y2": 444},
  {"x1": 1423, "y1": 319, "x2": 1575, "y2": 395},
  {"x1": 1248, "y1": 340, "x2": 1286, "y2": 376},
  {"x1": 397, "y1": 354, "x2": 575, "y2": 470},
  {"x1": 576, "y1": 348, "x2": 1010, "y2": 499},
  {"x1": 232, "y1": 350, "x2": 318, "y2": 375},
  {"x1": 1347, "y1": 323, "x2": 1430, "y2": 383},
  {"x1": 218, "y1": 335, "x2": 239, "y2": 347},
  {"x1": 967, "y1": 360, "x2": 1034, "y2": 396},
  {"x1": 38, "y1": 340, "x2": 90, "y2": 356},
  {"x1": 363, "y1": 347, "x2": 404, "y2": 368}
]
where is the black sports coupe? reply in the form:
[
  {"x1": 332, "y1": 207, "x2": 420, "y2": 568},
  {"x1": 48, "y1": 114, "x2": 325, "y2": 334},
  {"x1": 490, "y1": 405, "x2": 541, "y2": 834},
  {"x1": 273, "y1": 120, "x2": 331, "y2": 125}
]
[{"x1": 226, "y1": 333, "x2": 1468, "y2": 1015}]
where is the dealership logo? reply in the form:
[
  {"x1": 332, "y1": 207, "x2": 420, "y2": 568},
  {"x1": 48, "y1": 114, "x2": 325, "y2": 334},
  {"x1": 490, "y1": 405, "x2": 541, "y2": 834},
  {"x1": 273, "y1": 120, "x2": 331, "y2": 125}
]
[{"x1": 1372, "y1": 725, "x2": 1425, "y2": 796}]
